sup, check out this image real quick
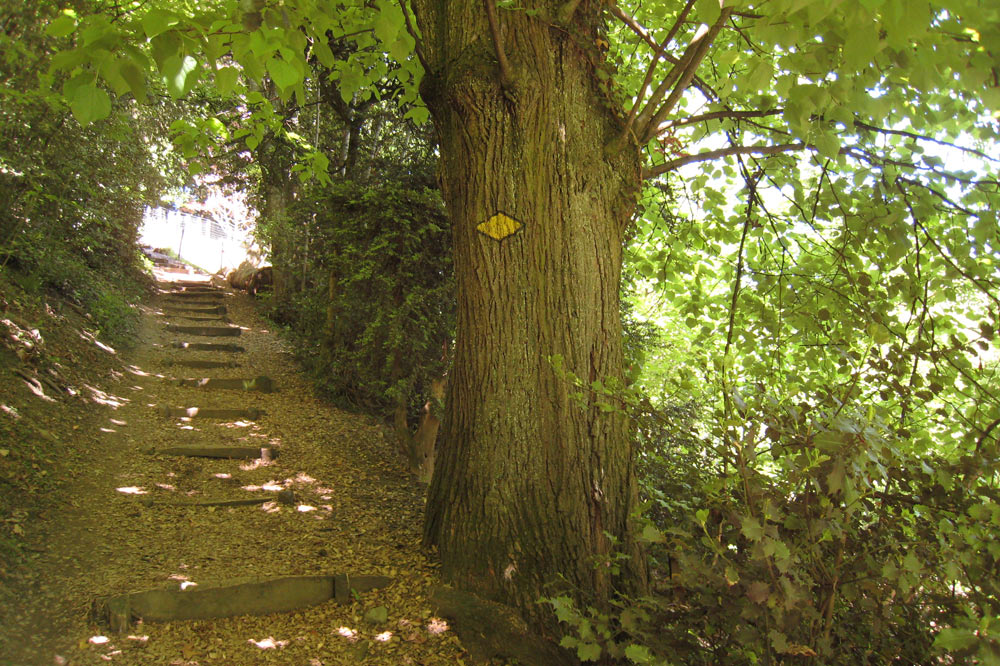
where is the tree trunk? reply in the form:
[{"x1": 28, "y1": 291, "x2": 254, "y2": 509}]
[
  {"x1": 412, "y1": 0, "x2": 647, "y2": 620},
  {"x1": 261, "y1": 165, "x2": 295, "y2": 321}
]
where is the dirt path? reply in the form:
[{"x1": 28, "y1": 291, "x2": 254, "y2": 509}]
[{"x1": 2, "y1": 269, "x2": 469, "y2": 665}]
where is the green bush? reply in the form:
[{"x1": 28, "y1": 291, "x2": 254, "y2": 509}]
[
  {"x1": 274, "y1": 180, "x2": 454, "y2": 419},
  {"x1": 548, "y1": 392, "x2": 1000, "y2": 665}
]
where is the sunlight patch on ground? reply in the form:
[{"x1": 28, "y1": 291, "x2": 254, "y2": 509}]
[
  {"x1": 249, "y1": 636, "x2": 288, "y2": 649},
  {"x1": 375, "y1": 631, "x2": 393, "y2": 642},
  {"x1": 337, "y1": 627, "x2": 358, "y2": 641},
  {"x1": 78, "y1": 329, "x2": 116, "y2": 355},
  {"x1": 21, "y1": 376, "x2": 55, "y2": 401},
  {"x1": 116, "y1": 486, "x2": 147, "y2": 495},
  {"x1": 179, "y1": 581, "x2": 198, "y2": 590},
  {"x1": 239, "y1": 457, "x2": 273, "y2": 470},
  {"x1": 110, "y1": 418, "x2": 127, "y2": 425},
  {"x1": 1, "y1": 404, "x2": 21, "y2": 419},
  {"x1": 294, "y1": 472, "x2": 317, "y2": 484},
  {"x1": 427, "y1": 618, "x2": 449, "y2": 634},
  {"x1": 88, "y1": 635, "x2": 110, "y2": 645},
  {"x1": 155, "y1": 483, "x2": 176, "y2": 490},
  {"x1": 213, "y1": 472, "x2": 232, "y2": 479},
  {"x1": 84, "y1": 384, "x2": 128, "y2": 408},
  {"x1": 262, "y1": 482, "x2": 283, "y2": 491},
  {"x1": 126, "y1": 635, "x2": 149, "y2": 646},
  {"x1": 99, "y1": 427, "x2": 116, "y2": 433},
  {"x1": 125, "y1": 364, "x2": 151, "y2": 377},
  {"x1": 261, "y1": 501, "x2": 281, "y2": 513},
  {"x1": 296, "y1": 504, "x2": 317, "y2": 513}
]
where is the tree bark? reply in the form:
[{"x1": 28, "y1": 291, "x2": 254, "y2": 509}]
[{"x1": 412, "y1": 0, "x2": 646, "y2": 620}]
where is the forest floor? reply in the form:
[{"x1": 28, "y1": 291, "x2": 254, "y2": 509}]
[{"x1": 0, "y1": 265, "x2": 477, "y2": 666}]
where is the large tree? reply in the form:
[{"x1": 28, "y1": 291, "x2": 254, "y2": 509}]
[{"x1": 46, "y1": 0, "x2": 999, "y2": 631}]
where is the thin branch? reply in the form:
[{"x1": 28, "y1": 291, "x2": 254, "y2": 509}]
[
  {"x1": 641, "y1": 7, "x2": 734, "y2": 143},
  {"x1": 660, "y1": 108, "x2": 782, "y2": 130},
  {"x1": 853, "y1": 120, "x2": 999, "y2": 163},
  {"x1": 631, "y1": 35, "x2": 699, "y2": 142},
  {"x1": 642, "y1": 142, "x2": 807, "y2": 179},
  {"x1": 610, "y1": 0, "x2": 696, "y2": 149},
  {"x1": 483, "y1": 0, "x2": 514, "y2": 90},
  {"x1": 557, "y1": 0, "x2": 584, "y2": 23},
  {"x1": 397, "y1": 0, "x2": 430, "y2": 73}
]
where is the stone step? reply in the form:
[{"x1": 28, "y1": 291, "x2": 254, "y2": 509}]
[
  {"x1": 165, "y1": 290, "x2": 224, "y2": 299},
  {"x1": 167, "y1": 285, "x2": 219, "y2": 293},
  {"x1": 170, "y1": 315, "x2": 230, "y2": 323},
  {"x1": 170, "y1": 341, "x2": 244, "y2": 352},
  {"x1": 168, "y1": 360, "x2": 240, "y2": 369},
  {"x1": 166, "y1": 324, "x2": 241, "y2": 337},
  {"x1": 163, "y1": 305, "x2": 227, "y2": 315},
  {"x1": 157, "y1": 405, "x2": 261, "y2": 420},
  {"x1": 163, "y1": 299, "x2": 226, "y2": 308},
  {"x1": 174, "y1": 376, "x2": 274, "y2": 393},
  {"x1": 92, "y1": 574, "x2": 393, "y2": 633},
  {"x1": 146, "y1": 445, "x2": 276, "y2": 459}
]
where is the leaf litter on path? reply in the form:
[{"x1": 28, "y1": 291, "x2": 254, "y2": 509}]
[{"x1": 0, "y1": 272, "x2": 493, "y2": 666}]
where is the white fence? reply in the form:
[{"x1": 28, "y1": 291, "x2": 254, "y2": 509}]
[{"x1": 139, "y1": 207, "x2": 251, "y2": 274}]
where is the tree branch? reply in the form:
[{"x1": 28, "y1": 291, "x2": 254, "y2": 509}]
[
  {"x1": 660, "y1": 108, "x2": 782, "y2": 130},
  {"x1": 608, "y1": 0, "x2": 696, "y2": 152},
  {"x1": 642, "y1": 142, "x2": 807, "y2": 179},
  {"x1": 557, "y1": 0, "x2": 584, "y2": 23},
  {"x1": 397, "y1": 0, "x2": 431, "y2": 73},
  {"x1": 853, "y1": 119, "x2": 999, "y2": 163},
  {"x1": 483, "y1": 0, "x2": 514, "y2": 90},
  {"x1": 640, "y1": 7, "x2": 733, "y2": 143}
]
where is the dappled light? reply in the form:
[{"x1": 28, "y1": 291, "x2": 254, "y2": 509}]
[
  {"x1": 83, "y1": 385, "x2": 128, "y2": 408},
  {"x1": 426, "y1": 618, "x2": 449, "y2": 635},
  {"x1": 2, "y1": 0, "x2": 996, "y2": 663}
]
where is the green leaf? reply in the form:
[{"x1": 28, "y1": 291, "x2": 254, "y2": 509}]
[
  {"x1": 266, "y1": 56, "x2": 300, "y2": 92},
  {"x1": 46, "y1": 14, "x2": 77, "y2": 38},
  {"x1": 68, "y1": 83, "x2": 111, "y2": 126},
  {"x1": 740, "y1": 515, "x2": 764, "y2": 541},
  {"x1": 695, "y1": 0, "x2": 722, "y2": 25},
  {"x1": 119, "y1": 60, "x2": 146, "y2": 99},
  {"x1": 162, "y1": 54, "x2": 199, "y2": 98},
  {"x1": 374, "y1": 0, "x2": 404, "y2": 44},
  {"x1": 215, "y1": 66, "x2": 240, "y2": 96},
  {"x1": 404, "y1": 106, "x2": 430, "y2": 125},
  {"x1": 869, "y1": 322, "x2": 891, "y2": 344},
  {"x1": 625, "y1": 644, "x2": 655, "y2": 664},
  {"x1": 577, "y1": 642, "x2": 602, "y2": 661},
  {"x1": 641, "y1": 524, "x2": 666, "y2": 544},
  {"x1": 902, "y1": 550, "x2": 922, "y2": 573},
  {"x1": 142, "y1": 9, "x2": 180, "y2": 39},
  {"x1": 933, "y1": 626, "x2": 978, "y2": 651}
]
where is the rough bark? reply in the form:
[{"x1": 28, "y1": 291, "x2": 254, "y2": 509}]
[{"x1": 412, "y1": 0, "x2": 646, "y2": 620}]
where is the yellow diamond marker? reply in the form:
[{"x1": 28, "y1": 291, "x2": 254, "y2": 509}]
[{"x1": 476, "y1": 213, "x2": 523, "y2": 241}]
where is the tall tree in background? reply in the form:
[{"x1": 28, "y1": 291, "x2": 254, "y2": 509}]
[{"x1": 45, "y1": 0, "x2": 999, "y2": 633}]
